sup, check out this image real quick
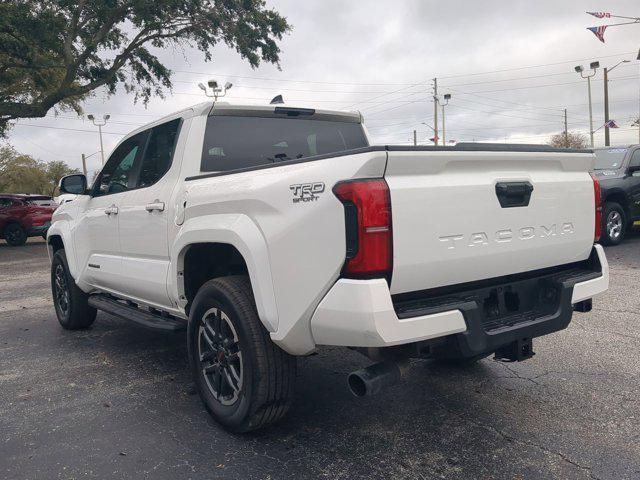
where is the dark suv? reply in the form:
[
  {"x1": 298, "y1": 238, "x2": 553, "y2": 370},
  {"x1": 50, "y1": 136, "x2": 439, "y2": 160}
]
[
  {"x1": 592, "y1": 145, "x2": 640, "y2": 245},
  {"x1": 0, "y1": 194, "x2": 56, "y2": 246}
]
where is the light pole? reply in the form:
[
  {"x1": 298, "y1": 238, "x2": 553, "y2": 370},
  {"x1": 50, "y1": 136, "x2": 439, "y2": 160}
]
[
  {"x1": 198, "y1": 79, "x2": 233, "y2": 101},
  {"x1": 87, "y1": 114, "x2": 110, "y2": 165},
  {"x1": 441, "y1": 93, "x2": 451, "y2": 145},
  {"x1": 603, "y1": 59, "x2": 630, "y2": 146},
  {"x1": 575, "y1": 61, "x2": 599, "y2": 147}
]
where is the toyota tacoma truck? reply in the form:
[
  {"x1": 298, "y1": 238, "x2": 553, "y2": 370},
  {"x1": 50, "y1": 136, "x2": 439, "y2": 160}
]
[{"x1": 48, "y1": 101, "x2": 609, "y2": 432}]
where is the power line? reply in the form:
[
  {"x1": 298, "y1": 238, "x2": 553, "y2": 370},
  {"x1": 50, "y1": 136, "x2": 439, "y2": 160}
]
[
  {"x1": 11, "y1": 123, "x2": 128, "y2": 135},
  {"x1": 171, "y1": 51, "x2": 635, "y2": 86},
  {"x1": 172, "y1": 69, "x2": 419, "y2": 86},
  {"x1": 446, "y1": 103, "x2": 563, "y2": 123},
  {"x1": 438, "y1": 51, "x2": 635, "y2": 79},
  {"x1": 446, "y1": 74, "x2": 638, "y2": 96}
]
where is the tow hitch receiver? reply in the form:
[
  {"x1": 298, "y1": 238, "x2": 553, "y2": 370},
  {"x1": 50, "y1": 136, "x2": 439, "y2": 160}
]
[{"x1": 494, "y1": 337, "x2": 535, "y2": 362}]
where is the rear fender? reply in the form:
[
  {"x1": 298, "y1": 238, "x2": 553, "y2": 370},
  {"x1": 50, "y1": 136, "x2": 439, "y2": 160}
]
[{"x1": 171, "y1": 214, "x2": 278, "y2": 332}]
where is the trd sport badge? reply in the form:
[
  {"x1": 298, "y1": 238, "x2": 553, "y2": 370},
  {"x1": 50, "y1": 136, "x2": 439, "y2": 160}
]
[{"x1": 290, "y1": 182, "x2": 325, "y2": 203}]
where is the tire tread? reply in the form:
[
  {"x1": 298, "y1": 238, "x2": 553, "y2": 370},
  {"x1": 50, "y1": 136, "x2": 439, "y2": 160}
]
[{"x1": 193, "y1": 275, "x2": 295, "y2": 432}]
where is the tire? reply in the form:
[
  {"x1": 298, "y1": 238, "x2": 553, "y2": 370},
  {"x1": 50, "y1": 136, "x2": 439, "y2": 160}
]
[
  {"x1": 4, "y1": 223, "x2": 27, "y2": 246},
  {"x1": 51, "y1": 249, "x2": 97, "y2": 330},
  {"x1": 601, "y1": 202, "x2": 626, "y2": 246},
  {"x1": 188, "y1": 276, "x2": 296, "y2": 432}
]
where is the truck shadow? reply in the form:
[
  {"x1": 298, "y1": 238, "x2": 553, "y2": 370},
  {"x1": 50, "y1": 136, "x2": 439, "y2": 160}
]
[{"x1": 54, "y1": 315, "x2": 566, "y2": 477}]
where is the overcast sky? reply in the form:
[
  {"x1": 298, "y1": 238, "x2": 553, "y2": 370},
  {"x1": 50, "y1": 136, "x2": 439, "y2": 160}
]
[{"x1": 4, "y1": 0, "x2": 640, "y2": 175}]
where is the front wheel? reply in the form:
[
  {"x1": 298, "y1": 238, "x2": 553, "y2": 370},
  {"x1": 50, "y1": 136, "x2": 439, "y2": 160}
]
[
  {"x1": 188, "y1": 276, "x2": 296, "y2": 432},
  {"x1": 601, "y1": 202, "x2": 626, "y2": 246},
  {"x1": 51, "y1": 249, "x2": 97, "y2": 329}
]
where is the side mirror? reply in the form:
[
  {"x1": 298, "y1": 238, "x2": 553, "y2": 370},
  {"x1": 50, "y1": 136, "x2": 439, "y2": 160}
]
[
  {"x1": 59, "y1": 174, "x2": 87, "y2": 195},
  {"x1": 628, "y1": 165, "x2": 640, "y2": 176}
]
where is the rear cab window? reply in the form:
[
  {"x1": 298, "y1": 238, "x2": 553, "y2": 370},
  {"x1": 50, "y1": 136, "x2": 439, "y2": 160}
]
[{"x1": 200, "y1": 110, "x2": 368, "y2": 173}]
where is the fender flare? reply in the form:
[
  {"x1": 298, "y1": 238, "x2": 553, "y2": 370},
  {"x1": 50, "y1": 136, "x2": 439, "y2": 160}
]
[
  {"x1": 602, "y1": 187, "x2": 630, "y2": 212},
  {"x1": 171, "y1": 213, "x2": 279, "y2": 332},
  {"x1": 46, "y1": 221, "x2": 79, "y2": 279}
]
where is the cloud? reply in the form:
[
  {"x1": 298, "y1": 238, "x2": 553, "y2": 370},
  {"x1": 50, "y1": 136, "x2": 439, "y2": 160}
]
[{"x1": 6, "y1": 0, "x2": 639, "y2": 170}]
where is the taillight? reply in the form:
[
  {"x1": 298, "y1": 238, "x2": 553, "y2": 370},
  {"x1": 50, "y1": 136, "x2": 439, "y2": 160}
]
[
  {"x1": 590, "y1": 172, "x2": 602, "y2": 242},
  {"x1": 333, "y1": 179, "x2": 392, "y2": 279}
]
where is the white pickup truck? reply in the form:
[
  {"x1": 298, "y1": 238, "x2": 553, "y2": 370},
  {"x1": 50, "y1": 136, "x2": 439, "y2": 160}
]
[{"x1": 49, "y1": 101, "x2": 609, "y2": 432}]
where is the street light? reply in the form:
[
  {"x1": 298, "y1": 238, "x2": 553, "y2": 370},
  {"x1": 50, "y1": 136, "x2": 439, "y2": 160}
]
[
  {"x1": 575, "y1": 61, "x2": 599, "y2": 147},
  {"x1": 441, "y1": 93, "x2": 452, "y2": 145},
  {"x1": 198, "y1": 79, "x2": 233, "y2": 101},
  {"x1": 87, "y1": 114, "x2": 110, "y2": 165},
  {"x1": 603, "y1": 59, "x2": 631, "y2": 146}
]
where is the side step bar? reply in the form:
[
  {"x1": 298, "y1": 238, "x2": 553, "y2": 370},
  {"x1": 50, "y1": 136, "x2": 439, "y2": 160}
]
[{"x1": 88, "y1": 294, "x2": 187, "y2": 332}]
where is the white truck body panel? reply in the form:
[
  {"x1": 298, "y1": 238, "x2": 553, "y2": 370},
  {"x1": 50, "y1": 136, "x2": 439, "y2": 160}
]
[{"x1": 385, "y1": 150, "x2": 596, "y2": 294}]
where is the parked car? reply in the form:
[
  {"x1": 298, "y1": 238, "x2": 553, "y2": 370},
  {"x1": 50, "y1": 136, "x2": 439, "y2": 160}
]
[
  {"x1": 48, "y1": 102, "x2": 609, "y2": 432},
  {"x1": 0, "y1": 194, "x2": 56, "y2": 246},
  {"x1": 592, "y1": 145, "x2": 640, "y2": 245},
  {"x1": 25, "y1": 195, "x2": 58, "y2": 208}
]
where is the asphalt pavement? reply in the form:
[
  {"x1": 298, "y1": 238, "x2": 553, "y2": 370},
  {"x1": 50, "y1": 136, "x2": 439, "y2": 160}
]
[{"x1": 1, "y1": 235, "x2": 639, "y2": 480}]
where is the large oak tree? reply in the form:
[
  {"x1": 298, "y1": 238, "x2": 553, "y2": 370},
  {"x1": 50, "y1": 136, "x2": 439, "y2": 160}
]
[{"x1": 0, "y1": 0, "x2": 290, "y2": 136}]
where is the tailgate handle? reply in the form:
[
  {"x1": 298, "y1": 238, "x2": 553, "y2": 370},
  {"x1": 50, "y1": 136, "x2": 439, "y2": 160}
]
[{"x1": 495, "y1": 182, "x2": 533, "y2": 208}]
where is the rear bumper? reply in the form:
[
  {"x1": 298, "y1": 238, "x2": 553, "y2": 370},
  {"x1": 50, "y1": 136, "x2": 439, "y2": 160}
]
[{"x1": 310, "y1": 244, "x2": 608, "y2": 350}]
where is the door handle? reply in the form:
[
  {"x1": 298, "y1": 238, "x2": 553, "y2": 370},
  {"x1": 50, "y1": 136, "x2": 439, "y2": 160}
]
[
  {"x1": 105, "y1": 205, "x2": 118, "y2": 215},
  {"x1": 145, "y1": 200, "x2": 165, "y2": 212}
]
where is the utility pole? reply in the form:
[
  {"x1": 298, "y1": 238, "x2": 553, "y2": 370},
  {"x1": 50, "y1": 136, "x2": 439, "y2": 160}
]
[
  {"x1": 604, "y1": 68, "x2": 610, "y2": 146},
  {"x1": 413, "y1": 129, "x2": 417, "y2": 146},
  {"x1": 564, "y1": 109, "x2": 569, "y2": 147},
  {"x1": 81, "y1": 153, "x2": 87, "y2": 177},
  {"x1": 432, "y1": 78, "x2": 439, "y2": 146}
]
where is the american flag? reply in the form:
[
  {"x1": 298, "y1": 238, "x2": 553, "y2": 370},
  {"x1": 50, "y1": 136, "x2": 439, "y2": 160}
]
[
  {"x1": 604, "y1": 120, "x2": 619, "y2": 129},
  {"x1": 586, "y1": 12, "x2": 611, "y2": 18},
  {"x1": 587, "y1": 25, "x2": 608, "y2": 42}
]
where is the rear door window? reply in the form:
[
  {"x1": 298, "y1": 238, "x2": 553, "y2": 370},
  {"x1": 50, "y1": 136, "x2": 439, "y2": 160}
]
[
  {"x1": 136, "y1": 119, "x2": 181, "y2": 188},
  {"x1": 200, "y1": 115, "x2": 368, "y2": 172}
]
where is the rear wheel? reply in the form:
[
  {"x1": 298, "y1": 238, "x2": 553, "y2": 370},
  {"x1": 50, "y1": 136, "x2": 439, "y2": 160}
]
[
  {"x1": 601, "y1": 202, "x2": 626, "y2": 246},
  {"x1": 188, "y1": 276, "x2": 296, "y2": 432},
  {"x1": 4, "y1": 223, "x2": 27, "y2": 246},
  {"x1": 51, "y1": 249, "x2": 96, "y2": 329}
]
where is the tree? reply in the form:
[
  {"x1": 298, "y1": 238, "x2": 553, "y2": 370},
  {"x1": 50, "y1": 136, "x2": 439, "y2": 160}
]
[
  {"x1": 0, "y1": 0, "x2": 290, "y2": 137},
  {"x1": 0, "y1": 146, "x2": 79, "y2": 195},
  {"x1": 549, "y1": 131, "x2": 589, "y2": 149}
]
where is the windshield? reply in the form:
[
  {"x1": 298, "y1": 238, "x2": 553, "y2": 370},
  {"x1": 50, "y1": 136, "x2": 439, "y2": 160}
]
[
  {"x1": 200, "y1": 115, "x2": 368, "y2": 172},
  {"x1": 594, "y1": 148, "x2": 627, "y2": 170}
]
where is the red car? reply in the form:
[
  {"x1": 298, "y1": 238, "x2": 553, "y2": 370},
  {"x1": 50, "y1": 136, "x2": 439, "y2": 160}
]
[{"x1": 0, "y1": 194, "x2": 57, "y2": 246}]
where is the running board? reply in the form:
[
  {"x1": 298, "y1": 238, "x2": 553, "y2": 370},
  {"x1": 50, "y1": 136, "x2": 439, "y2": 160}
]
[{"x1": 88, "y1": 294, "x2": 187, "y2": 332}]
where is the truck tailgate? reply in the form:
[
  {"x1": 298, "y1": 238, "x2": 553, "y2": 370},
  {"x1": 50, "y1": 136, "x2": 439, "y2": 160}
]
[{"x1": 385, "y1": 149, "x2": 596, "y2": 295}]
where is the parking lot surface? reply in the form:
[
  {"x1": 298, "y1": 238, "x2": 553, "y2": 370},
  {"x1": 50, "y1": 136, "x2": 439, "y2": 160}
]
[{"x1": 1, "y1": 236, "x2": 639, "y2": 480}]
